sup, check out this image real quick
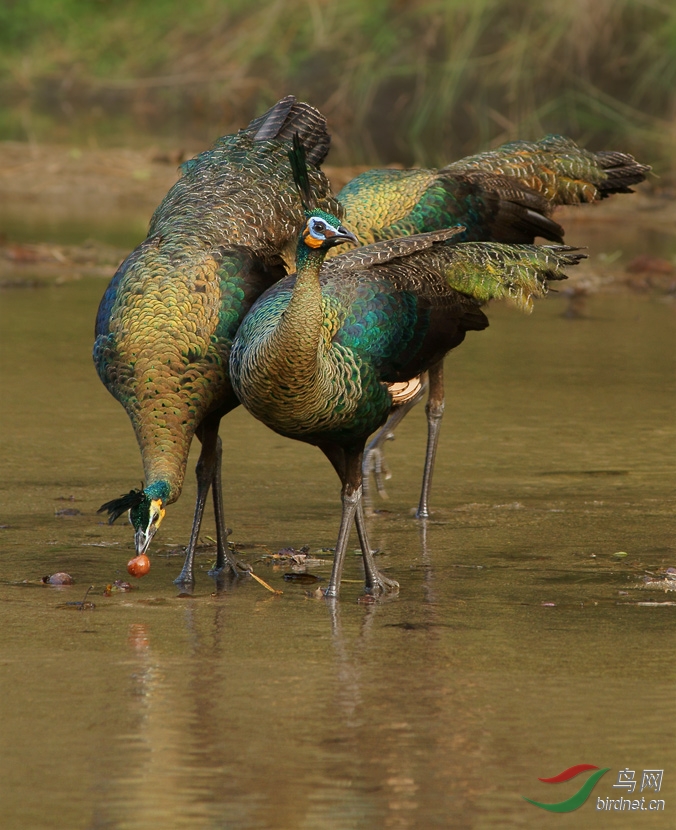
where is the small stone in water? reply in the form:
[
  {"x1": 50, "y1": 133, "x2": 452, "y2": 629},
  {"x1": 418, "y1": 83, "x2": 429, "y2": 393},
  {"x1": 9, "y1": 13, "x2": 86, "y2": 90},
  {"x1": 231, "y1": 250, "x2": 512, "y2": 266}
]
[
  {"x1": 127, "y1": 555, "x2": 150, "y2": 578},
  {"x1": 42, "y1": 572, "x2": 74, "y2": 585}
]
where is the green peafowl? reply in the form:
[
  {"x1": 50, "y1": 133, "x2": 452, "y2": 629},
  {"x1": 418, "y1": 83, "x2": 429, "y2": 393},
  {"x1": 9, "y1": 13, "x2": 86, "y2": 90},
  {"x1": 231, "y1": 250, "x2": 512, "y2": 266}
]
[
  {"x1": 94, "y1": 96, "x2": 339, "y2": 585},
  {"x1": 334, "y1": 136, "x2": 650, "y2": 517},
  {"x1": 229, "y1": 139, "x2": 586, "y2": 598}
]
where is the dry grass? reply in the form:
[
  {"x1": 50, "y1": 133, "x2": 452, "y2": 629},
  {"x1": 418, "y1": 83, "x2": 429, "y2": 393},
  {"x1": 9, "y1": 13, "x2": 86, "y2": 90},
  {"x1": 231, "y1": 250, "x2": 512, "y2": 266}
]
[{"x1": 1, "y1": 0, "x2": 674, "y2": 167}]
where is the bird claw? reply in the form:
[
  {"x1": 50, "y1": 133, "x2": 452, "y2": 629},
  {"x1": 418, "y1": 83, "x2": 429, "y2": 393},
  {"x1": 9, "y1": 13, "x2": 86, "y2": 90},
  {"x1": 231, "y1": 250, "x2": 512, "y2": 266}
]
[
  {"x1": 225, "y1": 554, "x2": 253, "y2": 576},
  {"x1": 365, "y1": 572, "x2": 400, "y2": 597},
  {"x1": 209, "y1": 547, "x2": 252, "y2": 580},
  {"x1": 173, "y1": 571, "x2": 195, "y2": 589}
]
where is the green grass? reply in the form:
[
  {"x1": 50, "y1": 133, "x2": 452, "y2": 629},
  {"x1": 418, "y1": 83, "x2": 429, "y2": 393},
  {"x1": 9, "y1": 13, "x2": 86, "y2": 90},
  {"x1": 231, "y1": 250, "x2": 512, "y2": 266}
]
[{"x1": 1, "y1": 0, "x2": 674, "y2": 169}]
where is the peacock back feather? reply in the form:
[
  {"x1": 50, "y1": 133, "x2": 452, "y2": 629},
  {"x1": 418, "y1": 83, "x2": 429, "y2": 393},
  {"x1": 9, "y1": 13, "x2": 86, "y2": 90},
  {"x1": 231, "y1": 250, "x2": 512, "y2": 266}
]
[{"x1": 94, "y1": 96, "x2": 338, "y2": 505}]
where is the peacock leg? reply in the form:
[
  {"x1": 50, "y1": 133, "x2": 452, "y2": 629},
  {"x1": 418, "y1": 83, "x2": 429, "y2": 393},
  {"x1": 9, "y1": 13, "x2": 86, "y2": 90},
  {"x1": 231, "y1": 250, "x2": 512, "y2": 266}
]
[
  {"x1": 174, "y1": 416, "x2": 220, "y2": 585},
  {"x1": 355, "y1": 500, "x2": 399, "y2": 595},
  {"x1": 325, "y1": 491, "x2": 359, "y2": 599},
  {"x1": 320, "y1": 445, "x2": 355, "y2": 599},
  {"x1": 208, "y1": 433, "x2": 252, "y2": 579},
  {"x1": 323, "y1": 445, "x2": 398, "y2": 597},
  {"x1": 174, "y1": 421, "x2": 216, "y2": 586},
  {"x1": 362, "y1": 375, "x2": 428, "y2": 511},
  {"x1": 416, "y1": 359, "x2": 445, "y2": 519},
  {"x1": 174, "y1": 415, "x2": 244, "y2": 586}
]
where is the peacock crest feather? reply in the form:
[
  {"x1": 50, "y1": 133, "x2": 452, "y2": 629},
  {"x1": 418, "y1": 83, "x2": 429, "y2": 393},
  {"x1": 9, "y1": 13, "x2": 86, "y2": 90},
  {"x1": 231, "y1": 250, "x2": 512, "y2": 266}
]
[{"x1": 288, "y1": 132, "x2": 314, "y2": 210}]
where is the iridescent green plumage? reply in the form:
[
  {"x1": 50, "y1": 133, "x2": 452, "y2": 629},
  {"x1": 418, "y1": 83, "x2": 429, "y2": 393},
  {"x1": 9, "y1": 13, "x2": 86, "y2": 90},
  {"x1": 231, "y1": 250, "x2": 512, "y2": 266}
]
[
  {"x1": 230, "y1": 208, "x2": 585, "y2": 597},
  {"x1": 233, "y1": 232, "x2": 582, "y2": 445},
  {"x1": 337, "y1": 135, "x2": 650, "y2": 247},
  {"x1": 333, "y1": 134, "x2": 649, "y2": 516},
  {"x1": 94, "y1": 96, "x2": 338, "y2": 582}
]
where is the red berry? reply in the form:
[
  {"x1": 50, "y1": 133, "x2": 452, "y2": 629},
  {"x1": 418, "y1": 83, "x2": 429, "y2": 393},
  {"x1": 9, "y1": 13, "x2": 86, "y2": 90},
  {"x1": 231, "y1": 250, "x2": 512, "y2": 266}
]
[{"x1": 127, "y1": 554, "x2": 151, "y2": 578}]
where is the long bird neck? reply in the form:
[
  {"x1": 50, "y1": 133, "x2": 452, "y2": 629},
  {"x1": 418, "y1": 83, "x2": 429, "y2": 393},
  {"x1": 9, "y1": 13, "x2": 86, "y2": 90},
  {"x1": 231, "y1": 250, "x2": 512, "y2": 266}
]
[
  {"x1": 129, "y1": 395, "x2": 201, "y2": 505},
  {"x1": 268, "y1": 243, "x2": 326, "y2": 379},
  {"x1": 140, "y1": 440, "x2": 188, "y2": 504}
]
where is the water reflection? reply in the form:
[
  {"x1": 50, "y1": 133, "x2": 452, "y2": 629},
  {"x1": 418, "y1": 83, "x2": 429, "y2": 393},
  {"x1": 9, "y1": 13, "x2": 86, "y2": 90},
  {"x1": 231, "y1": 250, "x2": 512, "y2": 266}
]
[
  {"x1": 0, "y1": 278, "x2": 674, "y2": 828},
  {"x1": 96, "y1": 573, "x2": 492, "y2": 829}
]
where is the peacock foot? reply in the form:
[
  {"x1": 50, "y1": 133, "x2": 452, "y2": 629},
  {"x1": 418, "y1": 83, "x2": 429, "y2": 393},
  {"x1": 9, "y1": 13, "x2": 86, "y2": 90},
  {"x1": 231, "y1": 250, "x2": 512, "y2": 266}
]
[
  {"x1": 173, "y1": 569, "x2": 195, "y2": 588},
  {"x1": 364, "y1": 570, "x2": 400, "y2": 597},
  {"x1": 209, "y1": 551, "x2": 252, "y2": 579}
]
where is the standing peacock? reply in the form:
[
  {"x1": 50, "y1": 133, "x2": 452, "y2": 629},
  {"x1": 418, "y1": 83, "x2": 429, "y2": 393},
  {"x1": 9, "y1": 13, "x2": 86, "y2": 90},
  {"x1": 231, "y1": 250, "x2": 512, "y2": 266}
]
[
  {"x1": 94, "y1": 96, "x2": 339, "y2": 585},
  {"x1": 333, "y1": 136, "x2": 650, "y2": 517},
  {"x1": 229, "y1": 140, "x2": 586, "y2": 598}
]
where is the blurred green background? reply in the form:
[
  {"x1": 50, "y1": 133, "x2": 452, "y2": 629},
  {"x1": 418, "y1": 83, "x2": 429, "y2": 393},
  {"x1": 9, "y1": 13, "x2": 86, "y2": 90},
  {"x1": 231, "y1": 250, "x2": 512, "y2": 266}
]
[{"x1": 1, "y1": 0, "x2": 674, "y2": 167}]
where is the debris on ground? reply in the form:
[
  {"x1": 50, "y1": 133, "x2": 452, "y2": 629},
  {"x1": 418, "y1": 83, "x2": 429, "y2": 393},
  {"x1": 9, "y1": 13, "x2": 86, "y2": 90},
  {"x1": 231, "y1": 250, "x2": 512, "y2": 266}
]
[
  {"x1": 42, "y1": 572, "x2": 74, "y2": 585},
  {"x1": 642, "y1": 567, "x2": 676, "y2": 592}
]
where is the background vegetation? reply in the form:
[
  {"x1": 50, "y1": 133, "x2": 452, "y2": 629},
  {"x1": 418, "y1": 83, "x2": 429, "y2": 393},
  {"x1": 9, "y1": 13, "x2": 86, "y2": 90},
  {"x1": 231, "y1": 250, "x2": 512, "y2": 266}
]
[{"x1": 1, "y1": 0, "x2": 674, "y2": 168}]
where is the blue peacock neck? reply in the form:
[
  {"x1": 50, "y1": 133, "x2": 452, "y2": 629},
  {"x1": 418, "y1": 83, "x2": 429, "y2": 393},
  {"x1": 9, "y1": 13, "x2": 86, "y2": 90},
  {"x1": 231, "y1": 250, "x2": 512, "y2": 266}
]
[{"x1": 144, "y1": 480, "x2": 172, "y2": 503}]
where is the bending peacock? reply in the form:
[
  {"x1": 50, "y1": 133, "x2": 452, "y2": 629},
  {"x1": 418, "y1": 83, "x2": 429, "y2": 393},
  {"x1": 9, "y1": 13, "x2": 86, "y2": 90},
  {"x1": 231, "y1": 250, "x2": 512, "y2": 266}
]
[
  {"x1": 94, "y1": 96, "x2": 339, "y2": 584},
  {"x1": 229, "y1": 139, "x2": 586, "y2": 598},
  {"x1": 334, "y1": 136, "x2": 650, "y2": 517}
]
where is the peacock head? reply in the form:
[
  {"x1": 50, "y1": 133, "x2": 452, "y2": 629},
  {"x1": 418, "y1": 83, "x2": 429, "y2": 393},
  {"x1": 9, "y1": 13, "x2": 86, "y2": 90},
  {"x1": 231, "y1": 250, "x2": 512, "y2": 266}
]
[
  {"x1": 98, "y1": 483, "x2": 169, "y2": 555},
  {"x1": 299, "y1": 210, "x2": 358, "y2": 254}
]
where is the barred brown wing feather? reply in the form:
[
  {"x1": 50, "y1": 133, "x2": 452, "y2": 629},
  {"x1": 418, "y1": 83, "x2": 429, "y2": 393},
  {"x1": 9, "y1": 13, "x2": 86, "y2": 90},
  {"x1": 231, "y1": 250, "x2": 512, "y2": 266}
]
[
  {"x1": 445, "y1": 135, "x2": 649, "y2": 204},
  {"x1": 323, "y1": 227, "x2": 465, "y2": 274},
  {"x1": 249, "y1": 95, "x2": 332, "y2": 167},
  {"x1": 249, "y1": 96, "x2": 297, "y2": 140}
]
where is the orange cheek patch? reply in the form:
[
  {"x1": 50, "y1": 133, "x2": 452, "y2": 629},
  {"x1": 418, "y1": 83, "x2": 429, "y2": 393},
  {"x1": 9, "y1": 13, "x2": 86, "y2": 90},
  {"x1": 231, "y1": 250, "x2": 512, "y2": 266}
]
[{"x1": 303, "y1": 229, "x2": 324, "y2": 248}]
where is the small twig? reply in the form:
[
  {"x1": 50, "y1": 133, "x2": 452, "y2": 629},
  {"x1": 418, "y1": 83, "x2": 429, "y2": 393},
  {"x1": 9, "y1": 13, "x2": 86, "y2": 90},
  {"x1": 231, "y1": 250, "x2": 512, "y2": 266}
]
[{"x1": 249, "y1": 570, "x2": 283, "y2": 595}]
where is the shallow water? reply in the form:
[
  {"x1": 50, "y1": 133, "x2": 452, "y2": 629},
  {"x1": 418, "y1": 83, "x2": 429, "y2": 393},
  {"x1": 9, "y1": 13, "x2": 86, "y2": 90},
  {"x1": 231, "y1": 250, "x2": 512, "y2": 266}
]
[{"x1": 1, "y1": 277, "x2": 675, "y2": 829}]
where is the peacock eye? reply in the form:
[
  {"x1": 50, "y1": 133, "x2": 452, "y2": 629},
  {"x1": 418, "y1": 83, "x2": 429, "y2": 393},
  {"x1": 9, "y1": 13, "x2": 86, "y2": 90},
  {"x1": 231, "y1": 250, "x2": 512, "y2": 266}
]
[{"x1": 311, "y1": 220, "x2": 326, "y2": 234}]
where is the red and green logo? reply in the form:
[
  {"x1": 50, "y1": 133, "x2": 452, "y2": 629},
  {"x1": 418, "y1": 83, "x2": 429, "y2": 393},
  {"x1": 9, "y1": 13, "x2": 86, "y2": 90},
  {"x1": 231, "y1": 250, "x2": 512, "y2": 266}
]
[{"x1": 523, "y1": 764, "x2": 611, "y2": 813}]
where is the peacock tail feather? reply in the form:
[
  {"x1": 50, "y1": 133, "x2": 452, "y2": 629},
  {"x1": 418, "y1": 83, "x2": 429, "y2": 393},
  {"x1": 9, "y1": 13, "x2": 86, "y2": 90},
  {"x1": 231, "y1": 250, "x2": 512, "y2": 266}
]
[
  {"x1": 335, "y1": 135, "x2": 649, "y2": 251},
  {"x1": 446, "y1": 135, "x2": 649, "y2": 203}
]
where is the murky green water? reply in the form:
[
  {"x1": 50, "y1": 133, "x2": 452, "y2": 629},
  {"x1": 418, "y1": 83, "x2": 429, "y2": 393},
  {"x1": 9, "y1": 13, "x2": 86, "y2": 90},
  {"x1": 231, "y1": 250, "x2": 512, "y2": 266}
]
[{"x1": 0, "y1": 277, "x2": 674, "y2": 828}]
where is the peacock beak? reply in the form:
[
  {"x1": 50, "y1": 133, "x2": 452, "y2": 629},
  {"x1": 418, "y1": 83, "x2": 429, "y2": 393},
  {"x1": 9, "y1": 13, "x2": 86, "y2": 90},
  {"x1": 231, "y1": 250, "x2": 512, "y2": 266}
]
[
  {"x1": 133, "y1": 498, "x2": 165, "y2": 555},
  {"x1": 336, "y1": 226, "x2": 359, "y2": 246},
  {"x1": 135, "y1": 526, "x2": 156, "y2": 556}
]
